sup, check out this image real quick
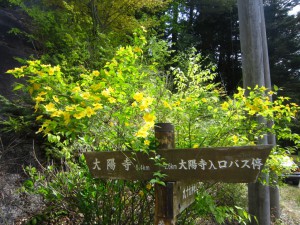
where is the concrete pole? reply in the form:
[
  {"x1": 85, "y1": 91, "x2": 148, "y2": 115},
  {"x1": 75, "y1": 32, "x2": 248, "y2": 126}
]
[{"x1": 237, "y1": 1, "x2": 271, "y2": 224}]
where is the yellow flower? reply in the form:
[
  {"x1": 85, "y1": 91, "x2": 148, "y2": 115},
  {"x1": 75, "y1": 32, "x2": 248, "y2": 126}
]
[
  {"x1": 139, "y1": 97, "x2": 154, "y2": 111},
  {"x1": 253, "y1": 97, "x2": 263, "y2": 106},
  {"x1": 259, "y1": 86, "x2": 267, "y2": 91},
  {"x1": 186, "y1": 97, "x2": 192, "y2": 102},
  {"x1": 92, "y1": 96, "x2": 101, "y2": 101},
  {"x1": 268, "y1": 91, "x2": 274, "y2": 95},
  {"x1": 62, "y1": 112, "x2": 70, "y2": 125},
  {"x1": 93, "y1": 103, "x2": 103, "y2": 110},
  {"x1": 133, "y1": 92, "x2": 144, "y2": 102},
  {"x1": 193, "y1": 144, "x2": 199, "y2": 148},
  {"x1": 101, "y1": 89, "x2": 111, "y2": 97},
  {"x1": 201, "y1": 98, "x2": 207, "y2": 103},
  {"x1": 221, "y1": 101, "x2": 229, "y2": 110},
  {"x1": 6, "y1": 69, "x2": 14, "y2": 74},
  {"x1": 72, "y1": 86, "x2": 81, "y2": 93},
  {"x1": 144, "y1": 140, "x2": 150, "y2": 146},
  {"x1": 133, "y1": 46, "x2": 142, "y2": 53},
  {"x1": 65, "y1": 105, "x2": 78, "y2": 111},
  {"x1": 91, "y1": 83, "x2": 102, "y2": 91},
  {"x1": 86, "y1": 107, "x2": 96, "y2": 117},
  {"x1": 53, "y1": 95, "x2": 59, "y2": 103},
  {"x1": 138, "y1": 190, "x2": 144, "y2": 197},
  {"x1": 146, "y1": 183, "x2": 152, "y2": 190},
  {"x1": 108, "y1": 97, "x2": 116, "y2": 103},
  {"x1": 145, "y1": 121, "x2": 155, "y2": 129},
  {"x1": 33, "y1": 83, "x2": 41, "y2": 90},
  {"x1": 44, "y1": 103, "x2": 56, "y2": 112},
  {"x1": 81, "y1": 92, "x2": 91, "y2": 100},
  {"x1": 35, "y1": 96, "x2": 45, "y2": 102},
  {"x1": 248, "y1": 105, "x2": 259, "y2": 115},
  {"x1": 135, "y1": 126, "x2": 149, "y2": 138},
  {"x1": 53, "y1": 65, "x2": 60, "y2": 72},
  {"x1": 51, "y1": 110, "x2": 63, "y2": 117},
  {"x1": 92, "y1": 70, "x2": 100, "y2": 76},
  {"x1": 48, "y1": 68, "x2": 55, "y2": 75},
  {"x1": 73, "y1": 111, "x2": 86, "y2": 119},
  {"x1": 38, "y1": 91, "x2": 47, "y2": 96},
  {"x1": 44, "y1": 86, "x2": 52, "y2": 90},
  {"x1": 131, "y1": 101, "x2": 138, "y2": 107},
  {"x1": 143, "y1": 113, "x2": 156, "y2": 123},
  {"x1": 173, "y1": 101, "x2": 181, "y2": 107},
  {"x1": 232, "y1": 135, "x2": 239, "y2": 144},
  {"x1": 163, "y1": 101, "x2": 172, "y2": 110}
]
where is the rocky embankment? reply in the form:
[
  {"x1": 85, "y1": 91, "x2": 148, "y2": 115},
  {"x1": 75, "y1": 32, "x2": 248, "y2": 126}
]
[{"x1": 0, "y1": 6, "x2": 42, "y2": 224}]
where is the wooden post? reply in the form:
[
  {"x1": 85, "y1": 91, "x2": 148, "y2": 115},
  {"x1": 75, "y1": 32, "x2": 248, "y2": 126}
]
[
  {"x1": 154, "y1": 123, "x2": 176, "y2": 225},
  {"x1": 237, "y1": 1, "x2": 271, "y2": 224},
  {"x1": 259, "y1": 0, "x2": 280, "y2": 219}
]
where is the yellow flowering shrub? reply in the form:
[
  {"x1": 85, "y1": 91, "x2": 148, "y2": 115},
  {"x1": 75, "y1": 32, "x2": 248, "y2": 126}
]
[
  {"x1": 6, "y1": 39, "x2": 300, "y2": 179},
  {"x1": 5, "y1": 35, "x2": 300, "y2": 225},
  {"x1": 7, "y1": 36, "x2": 161, "y2": 155}
]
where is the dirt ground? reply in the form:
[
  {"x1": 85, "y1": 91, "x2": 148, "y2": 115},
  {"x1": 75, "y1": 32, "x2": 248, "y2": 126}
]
[
  {"x1": 0, "y1": 138, "x2": 44, "y2": 224},
  {"x1": 278, "y1": 184, "x2": 300, "y2": 225}
]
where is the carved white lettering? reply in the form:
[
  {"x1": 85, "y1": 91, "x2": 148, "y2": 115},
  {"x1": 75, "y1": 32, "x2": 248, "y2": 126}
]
[
  {"x1": 252, "y1": 158, "x2": 263, "y2": 170},
  {"x1": 107, "y1": 158, "x2": 116, "y2": 171},
  {"x1": 93, "y1": 158, "x2": 101, "y2": 170},
  {"x1": 165, "y1": 163, "x2": 178, "y2": 170},
  {"x1": 136, "y1": 165, "x2": 150, "y2": 171},
  {"x1": 122, "y1": 157, "x2": 133, "y2": 171}
]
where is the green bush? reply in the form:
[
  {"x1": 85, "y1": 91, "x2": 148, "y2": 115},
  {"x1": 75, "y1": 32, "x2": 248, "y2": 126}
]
[{"x1": 5, "y1": 31, "x2": 300, "y2": 223}]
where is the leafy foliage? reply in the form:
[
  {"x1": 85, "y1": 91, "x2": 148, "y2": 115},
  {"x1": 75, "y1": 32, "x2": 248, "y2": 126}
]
[
  {"x1": 8, "y1": 0, "x2": 171, "y2": 68},
  {"x1": 2, "y1": 1, "x2": 300, "y2": 221},
  {"x1": 0, "y1": 94, "x2": 36, "y2": 136},
  {"x1": 6, "y1": 33, "x2": 300, "y2": 223}
]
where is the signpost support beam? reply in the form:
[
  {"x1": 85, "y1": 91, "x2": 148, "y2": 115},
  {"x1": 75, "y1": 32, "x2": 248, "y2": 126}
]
[
  {"x1": 154, "y1": 123, "x2": 176, "y2": 225},
  {"x1": 237, "y1": 0, "x2": 272, "y2": 224}
]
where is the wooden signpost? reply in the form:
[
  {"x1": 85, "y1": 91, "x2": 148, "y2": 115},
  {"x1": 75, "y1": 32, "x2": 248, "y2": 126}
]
[
  {"x1": 84, "y1": 123, "x2": 273, "y2": 224},
  {"x1": 84, "y1": 146, "x2": 271, "y2": 183}
]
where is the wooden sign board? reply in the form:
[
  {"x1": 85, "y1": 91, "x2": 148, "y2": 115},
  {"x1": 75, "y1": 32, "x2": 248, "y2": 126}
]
[
  {"x1": 155, "y1": 181, "x2": 201, "y2": 219},
  {"x1": 173, "y1": 181, "x2": 201, "y2": 215},
  {"x1": 84, "y1": 145, "x2": 272, "y2": 183}
]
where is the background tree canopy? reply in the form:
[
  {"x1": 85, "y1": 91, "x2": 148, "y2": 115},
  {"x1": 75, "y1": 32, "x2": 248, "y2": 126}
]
[
  {"x1": 2, "y1": 0, "x2": 299, "y2": 98},
  {"x1": 162, "y1": 0, "x2": 299, "y2": 97}
]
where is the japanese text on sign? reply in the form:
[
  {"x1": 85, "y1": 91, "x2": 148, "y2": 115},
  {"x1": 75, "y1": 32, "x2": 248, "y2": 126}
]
[{"x1": 92, "y1": 157, "x2": 263, "y2": 171}]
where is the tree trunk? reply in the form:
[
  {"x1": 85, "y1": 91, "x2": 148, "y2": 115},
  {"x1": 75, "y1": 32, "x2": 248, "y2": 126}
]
[
  {"x1": 171, "y1": 1, "x2": 179, "y2": 52},
  {"x1": 237, "y1": 0, "x2": 273, "y2": 224}
]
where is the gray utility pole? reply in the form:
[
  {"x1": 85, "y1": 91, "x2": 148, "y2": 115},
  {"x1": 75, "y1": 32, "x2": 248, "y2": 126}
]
[{"x1": 237, "y1": 0, "x2": 279, "y2": 224}]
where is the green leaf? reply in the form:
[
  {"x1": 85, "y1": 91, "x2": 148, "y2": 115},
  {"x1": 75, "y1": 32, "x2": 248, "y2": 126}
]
[{"x1": 13, "y1": 83, "x2": 24, "y2": 91}]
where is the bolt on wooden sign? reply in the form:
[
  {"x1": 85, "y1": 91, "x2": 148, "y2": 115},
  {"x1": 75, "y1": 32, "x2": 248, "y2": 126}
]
[{"x1": 84, "y1": 145, "x2": 272, "y2": 183}]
